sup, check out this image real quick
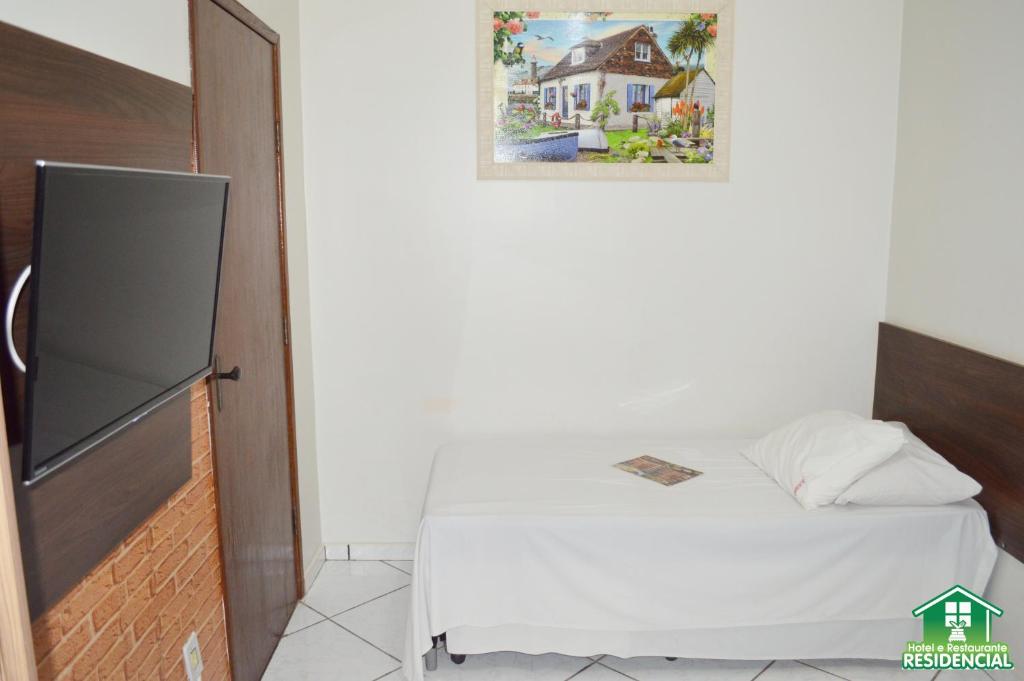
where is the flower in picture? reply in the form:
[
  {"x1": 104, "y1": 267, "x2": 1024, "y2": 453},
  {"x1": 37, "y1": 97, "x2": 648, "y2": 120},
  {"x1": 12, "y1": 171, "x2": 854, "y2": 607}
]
[
  {"x1": 506, "y1": 19, "x2": 524, "y2": 34},
  {"x1": 708, "y1": 24, "x2": 718, "y2": 37},
  {"x1": 526, "y1": 11, "x2": 541, "y2": 19},
  {"x1": 493, "y1": 18, "x2": 505, "y2": 31}
]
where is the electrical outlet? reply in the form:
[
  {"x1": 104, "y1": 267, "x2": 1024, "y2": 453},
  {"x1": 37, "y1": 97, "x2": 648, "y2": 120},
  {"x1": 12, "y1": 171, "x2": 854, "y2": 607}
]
[{"x1": 182, "y1": 631, "x2": 204, "y2": 681}]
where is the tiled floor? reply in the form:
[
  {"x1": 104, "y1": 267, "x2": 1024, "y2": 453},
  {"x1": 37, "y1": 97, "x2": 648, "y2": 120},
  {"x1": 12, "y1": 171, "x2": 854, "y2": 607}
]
[{"x1": 262, "y1": 561, "x2": 1004, "y2": 681}]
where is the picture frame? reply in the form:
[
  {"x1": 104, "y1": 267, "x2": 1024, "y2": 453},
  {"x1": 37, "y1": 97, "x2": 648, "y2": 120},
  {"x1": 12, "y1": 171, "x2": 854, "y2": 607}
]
[{"x1": 477, "y1": 0, "x2": 734, "y2": 181}]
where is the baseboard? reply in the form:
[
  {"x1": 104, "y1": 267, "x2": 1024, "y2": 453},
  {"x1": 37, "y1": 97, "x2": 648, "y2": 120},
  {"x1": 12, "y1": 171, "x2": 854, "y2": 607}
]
[
  {"x1": 325, "y1": 542, "x2": 415, "y2": 561},
  {"x1": 303, "y1": 544, "x2": 326, "y2": 594}
]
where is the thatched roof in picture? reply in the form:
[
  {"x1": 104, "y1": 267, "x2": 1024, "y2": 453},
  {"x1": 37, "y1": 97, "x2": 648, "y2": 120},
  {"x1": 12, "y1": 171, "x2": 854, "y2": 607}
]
[{"x1": 654, "y1": 67, "x2": 715, "y2": 98}]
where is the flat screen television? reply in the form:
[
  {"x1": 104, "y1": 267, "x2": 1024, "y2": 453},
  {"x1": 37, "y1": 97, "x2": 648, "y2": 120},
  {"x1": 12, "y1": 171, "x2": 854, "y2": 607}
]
[{"x1": 17, "y1": 162, "x2": 229, "y2": 483}]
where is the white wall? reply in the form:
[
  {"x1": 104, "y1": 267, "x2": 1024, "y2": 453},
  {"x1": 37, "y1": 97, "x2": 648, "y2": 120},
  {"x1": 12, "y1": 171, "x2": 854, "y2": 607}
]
[
  {"x1": 886, "y1": 1, "x2": 1024, "y2": 675},
  {"x1": 299, "y1": 0, "x2": 904, "y2": 543},
  {"x1": 239, "y1": 0, "x2": 325, "y2": 589},
  {"x1": 0, "y1": 0, "x2": 190, "y2": 86}
]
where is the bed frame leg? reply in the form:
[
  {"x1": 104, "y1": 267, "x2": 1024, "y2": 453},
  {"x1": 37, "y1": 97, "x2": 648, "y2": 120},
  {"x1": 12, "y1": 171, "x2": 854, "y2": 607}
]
[
  {"x1": 665, "y1": 657, "x2": 678, "y2": 661},
  {"x1": 450, "y1": 654, "x2": 466, "y2": 665},
  {"x1": 425, "y1": 637, "x2": 439, "y2": 672}
]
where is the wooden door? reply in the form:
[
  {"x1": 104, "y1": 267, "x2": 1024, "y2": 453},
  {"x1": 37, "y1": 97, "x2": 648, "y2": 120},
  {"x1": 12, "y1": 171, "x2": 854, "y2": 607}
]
[{"x1": 190, "y1": 1, "x2": 302, "y2": 679}]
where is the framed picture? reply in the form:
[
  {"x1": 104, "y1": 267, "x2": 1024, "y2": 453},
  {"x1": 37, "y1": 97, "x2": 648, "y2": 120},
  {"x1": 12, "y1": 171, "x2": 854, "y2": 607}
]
[{"x1": 477, "y1": 0, "x2": 734, "y2": 180}]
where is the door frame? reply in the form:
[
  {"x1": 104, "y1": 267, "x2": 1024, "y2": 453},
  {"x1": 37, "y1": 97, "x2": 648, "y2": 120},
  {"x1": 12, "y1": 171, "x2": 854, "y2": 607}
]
[
  {"x1": 0, "y1": 394, "x2": 38, "y2": 681},
  {"x1": 187, "y1": 0, "x2": 305, "y2": 604}
]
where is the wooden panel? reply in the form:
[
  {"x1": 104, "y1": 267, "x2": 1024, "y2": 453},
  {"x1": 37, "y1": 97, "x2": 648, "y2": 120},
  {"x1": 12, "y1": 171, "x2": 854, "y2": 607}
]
[
  {"x1": 873, "y1": 322, "x2": 1024, "y2": 562},
  {"x1": 0, "y1": 21, "x2": 195, "y2": 617},
  {"x1": 191, "y1": 1, "x2": 300, "y2": 679},
  {"x1": 0, "y1": 395, "x2": 36, "y2": 681},
  {"x1": 14, "y1": 394, "x2": 191, "y2": 614}
]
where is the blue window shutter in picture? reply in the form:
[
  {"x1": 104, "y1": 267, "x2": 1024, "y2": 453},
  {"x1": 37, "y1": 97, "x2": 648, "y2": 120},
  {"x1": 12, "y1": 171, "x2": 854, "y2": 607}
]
[{"x1": 626, "y1": 84, "x2": 634, "y2": 111}]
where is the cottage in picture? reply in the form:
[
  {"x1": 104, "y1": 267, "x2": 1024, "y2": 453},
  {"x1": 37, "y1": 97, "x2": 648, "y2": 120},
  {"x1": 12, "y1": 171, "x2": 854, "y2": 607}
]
[
  {"x1": 654, "y1": 67, "x2": 715, "y2": 119},
  {"x1": 537, "y1": 25, "x2": 674, "y2": 130}
]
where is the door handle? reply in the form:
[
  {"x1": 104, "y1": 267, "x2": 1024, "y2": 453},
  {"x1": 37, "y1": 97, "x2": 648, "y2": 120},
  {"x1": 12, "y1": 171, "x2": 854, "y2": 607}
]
[{"x1": 213, "y1": 355, "x2": 241, "y2": 412}]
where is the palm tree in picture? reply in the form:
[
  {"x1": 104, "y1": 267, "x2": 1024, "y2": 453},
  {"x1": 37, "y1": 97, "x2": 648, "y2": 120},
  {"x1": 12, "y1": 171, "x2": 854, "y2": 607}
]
[{"x1": 667, "y1": 15, "x2": 716, "y2": 129}]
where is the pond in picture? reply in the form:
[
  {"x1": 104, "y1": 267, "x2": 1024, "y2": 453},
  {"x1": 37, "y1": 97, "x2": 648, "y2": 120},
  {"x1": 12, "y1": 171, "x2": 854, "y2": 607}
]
[{"x1": 492, "y1": 11, "x2": 718, "y2": 164}]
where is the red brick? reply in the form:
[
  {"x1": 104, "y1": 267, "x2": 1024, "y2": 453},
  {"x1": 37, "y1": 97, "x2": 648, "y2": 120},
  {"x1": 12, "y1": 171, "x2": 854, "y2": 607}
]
[
  {"x1": 146, "y1": 538, "x2": 172, "y2": 581},
  {"x1": 149, "y1": 506, "x2": 184, "y2": 548},
  {"x1": 91, "y1": 583, "x2": 127, "y2": 631},
  {"x1": 60, "y1": 565, "x2": 113, "y2": 632},
  {"x1": 125, "y1": 553, "x2": 155, "y2": 597},
  {"x1": 124, "y1": 620, "x2": 157, "y2": 678},
  {"x1": 113, "y1": 534, "x2": 149, "y2": 583},
  {"x1": 158, "y1": 628, "x2": 187, "y2": 678},
  {"x1": 70, "y1": 620, "x2": 121, "y2": 681},
  {"x1": 32, "y1": 615, "x2": 64, "y2": 663},
  {"x1": 172, "y1": 500, "x2": 207, "y2": 546},
  {"x1": 176, "y1": 544, "x2": 212, "y2": 590},
  {"x1": 158, "y1": 613, "x2": 181, "y2": 642},
  {"x1": 152, "y1": 540, "x2": 189, "y2": 589},
  {"x1": 132, "y1": 580, "x2": 175, "y2": 640},
  {"x1": 37, "y1": 619, "x2": 91, "y2": 681},
  {"x1": 96, "y1": 633, "x2": 132, "y2": 680},
  {"x1": 134, "y1": 640, "x2": 163, "y2": 681},
  {"x1": 160, "y1": 652, "x2": 184, "y2": 681},
  {"x1": 189, "y1": 508, "x2": 218, "y2": 551}
]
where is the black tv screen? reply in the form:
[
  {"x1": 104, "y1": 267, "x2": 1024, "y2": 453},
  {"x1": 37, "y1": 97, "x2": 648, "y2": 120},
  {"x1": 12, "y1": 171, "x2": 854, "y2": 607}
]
[{"x1": 21, "y1": 162, "x2": 229, "y2": 482}]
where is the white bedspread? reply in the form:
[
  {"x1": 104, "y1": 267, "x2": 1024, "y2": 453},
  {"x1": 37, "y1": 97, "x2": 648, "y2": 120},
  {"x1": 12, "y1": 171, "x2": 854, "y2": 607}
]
[{"x1": 403, "y1": 438, "x2": 997, "y2": 680}]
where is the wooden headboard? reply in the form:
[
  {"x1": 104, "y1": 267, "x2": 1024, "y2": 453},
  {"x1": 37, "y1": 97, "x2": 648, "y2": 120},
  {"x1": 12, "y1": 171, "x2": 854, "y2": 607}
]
[{"x1": 873, "y1": 322, "x2": 1024, "y2": 562}]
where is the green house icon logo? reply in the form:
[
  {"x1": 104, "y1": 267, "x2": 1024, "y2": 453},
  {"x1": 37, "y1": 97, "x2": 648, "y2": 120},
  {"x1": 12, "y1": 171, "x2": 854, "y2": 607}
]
[
  {"x1": 912, "y1": 585, "x2": 1002, "y2": 646},
  {"x1": 903, "y1": 584, "x2": 1014, "y2": 671}
]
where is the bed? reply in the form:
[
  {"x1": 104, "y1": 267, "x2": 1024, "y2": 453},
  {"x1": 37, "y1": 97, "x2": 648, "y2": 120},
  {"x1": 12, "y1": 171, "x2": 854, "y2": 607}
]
[{"x1": 401, "y1": 324, "x2": 1022, "y2": 680}]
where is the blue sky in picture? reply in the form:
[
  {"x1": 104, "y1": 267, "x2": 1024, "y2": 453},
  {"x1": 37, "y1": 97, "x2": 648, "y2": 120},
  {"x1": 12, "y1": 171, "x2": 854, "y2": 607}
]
[{"x1": 520, "y1": 18, "x2": 689, "y2": 67}]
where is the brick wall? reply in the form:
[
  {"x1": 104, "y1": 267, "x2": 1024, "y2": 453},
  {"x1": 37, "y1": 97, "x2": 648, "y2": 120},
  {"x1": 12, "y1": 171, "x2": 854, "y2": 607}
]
[{"x1": 30, "y1": 383, "x2": 231, "y2": 681}]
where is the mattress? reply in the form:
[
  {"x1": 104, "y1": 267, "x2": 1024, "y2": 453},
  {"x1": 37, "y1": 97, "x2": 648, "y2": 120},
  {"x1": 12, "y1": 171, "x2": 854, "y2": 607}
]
[{"x1": 402, "y1": 437, "x2": 998, "y2": 680}]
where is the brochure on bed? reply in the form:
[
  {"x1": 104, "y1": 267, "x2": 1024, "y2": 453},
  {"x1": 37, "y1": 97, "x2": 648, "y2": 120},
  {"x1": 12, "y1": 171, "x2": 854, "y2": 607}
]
[{"x1": 403, "y1": 438, "x2": 997, "y2": 680}]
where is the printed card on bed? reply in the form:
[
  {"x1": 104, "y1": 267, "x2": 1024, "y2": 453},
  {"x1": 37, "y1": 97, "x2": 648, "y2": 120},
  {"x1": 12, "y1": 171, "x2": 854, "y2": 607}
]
[{"x1": 614, "y1": 455, "x2": 703, "y2": 486}]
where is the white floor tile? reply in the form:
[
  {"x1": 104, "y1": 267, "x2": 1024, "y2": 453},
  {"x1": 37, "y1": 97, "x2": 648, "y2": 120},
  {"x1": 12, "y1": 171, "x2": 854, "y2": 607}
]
[
  {"x1": 302, "y1": 560, "x2": 410, "y2": 617},
  {"x1": 284, "y1": 602, "x2": 327, "y2": 636},
  {"x1": 424, "y1": 650, "x2": 593, "y2": 680},
  {"x1": 333, "y1": 586, "x2": 410, "y2": 659},
  {"x1": 934, "y1": 671, "x2": 1003, "y2": 680},
  {"x1": 800, "y1": 659, "x2": 936, "y2": 680},
  {"x1": 384, "y1": 560, "x2": 414, "y2": 575},
  {"x1": 261, "y1": 620, "x2": 399, "y2": 681},
  {"x1": 573, "y1": 663, "x2": 635, "y2": 680},
  {"x1": 600, "y1": 657, "x2": 770, "y2": 681},
  {"x1": 754, "y1": 661, "x2": 843, "y2": 680}
]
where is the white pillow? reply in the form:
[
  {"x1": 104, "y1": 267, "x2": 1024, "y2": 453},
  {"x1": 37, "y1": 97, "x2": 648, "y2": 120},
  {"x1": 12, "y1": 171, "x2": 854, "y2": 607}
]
[
  {"x1": 741, "y1": 411, "x2": 906, "y2": 509},
  {"x1": 835, "y1": 423, "x2": 981, "y2": 506}
]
